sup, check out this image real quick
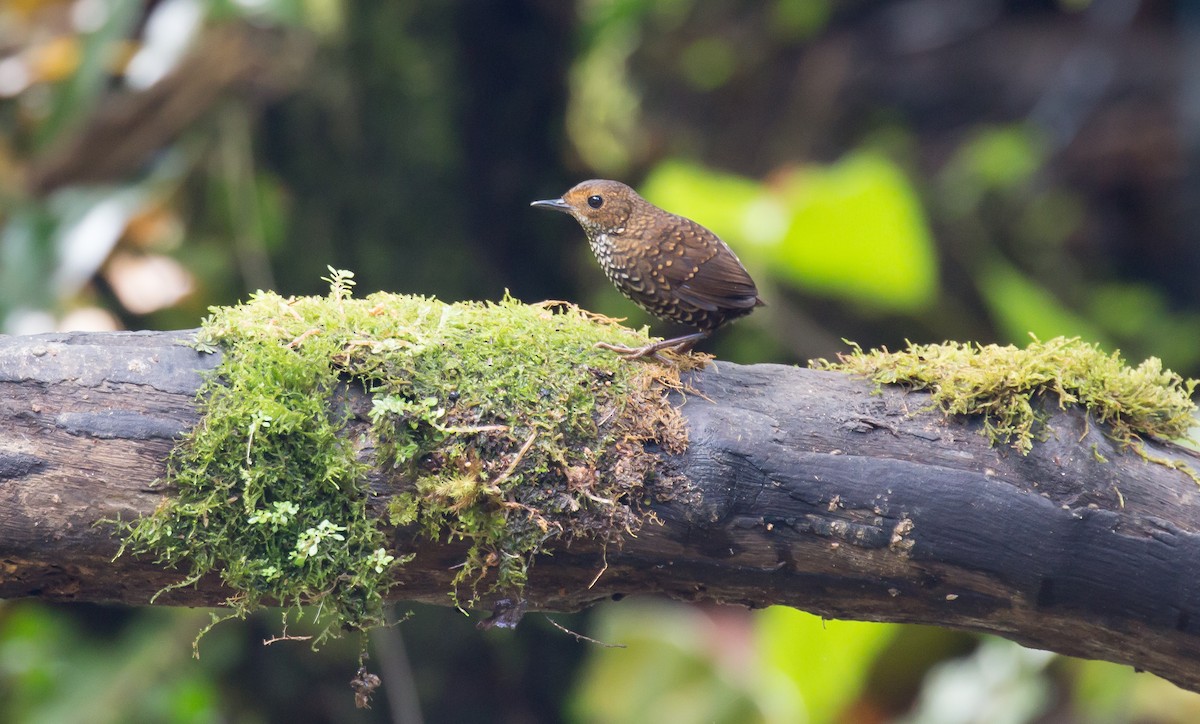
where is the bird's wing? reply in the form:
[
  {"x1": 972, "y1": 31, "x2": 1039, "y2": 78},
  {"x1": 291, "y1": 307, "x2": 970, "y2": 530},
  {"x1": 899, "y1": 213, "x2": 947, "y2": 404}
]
[{"x1": 658, "y1": 219, "x2": 760, "y2": 312}]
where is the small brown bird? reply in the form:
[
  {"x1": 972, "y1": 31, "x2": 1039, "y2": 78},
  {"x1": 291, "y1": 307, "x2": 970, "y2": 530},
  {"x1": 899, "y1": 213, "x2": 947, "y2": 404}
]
[{"x1": 532, "y1": 179, "x2": 763, "y2": 358}]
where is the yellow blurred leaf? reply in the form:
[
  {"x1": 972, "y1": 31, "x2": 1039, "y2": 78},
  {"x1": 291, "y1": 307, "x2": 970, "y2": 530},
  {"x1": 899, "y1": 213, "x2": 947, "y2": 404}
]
[
  {"x1": 7, "y1": 0, "x2": 65, "y2": 18},
  {"x1": 28, "y1": 36, "x2": 81, "y2": 83}
]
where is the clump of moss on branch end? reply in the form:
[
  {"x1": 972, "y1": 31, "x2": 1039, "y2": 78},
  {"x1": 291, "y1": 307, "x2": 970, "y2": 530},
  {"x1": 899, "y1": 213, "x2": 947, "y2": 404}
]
[{"x1": 814, "y1": 336, "x2": 1197, "y2": 455}]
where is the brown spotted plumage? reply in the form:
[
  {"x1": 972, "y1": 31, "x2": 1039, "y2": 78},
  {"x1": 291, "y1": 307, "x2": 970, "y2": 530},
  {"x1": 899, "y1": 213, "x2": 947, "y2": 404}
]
[{"x1": 532, "y1": 179, "x2": 763, "y2": 358}]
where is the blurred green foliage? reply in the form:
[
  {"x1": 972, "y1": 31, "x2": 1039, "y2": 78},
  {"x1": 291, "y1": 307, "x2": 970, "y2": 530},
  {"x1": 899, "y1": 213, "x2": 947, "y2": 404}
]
[
  {"x1": 571, "y1": 602, "x2": 805, "y2": 724},
  {"x1": 759, "y1": 608, "x2": 896, "y2": 723},
  {"x1": 0, "y1": 604, "x2": 225, "y2": 724},
  {"x1": 979, "y1": 259, "x2": 1107, "y2": 345},
  {"x1": 641, "y1": 153, "x2": 938, "y2": 312}
]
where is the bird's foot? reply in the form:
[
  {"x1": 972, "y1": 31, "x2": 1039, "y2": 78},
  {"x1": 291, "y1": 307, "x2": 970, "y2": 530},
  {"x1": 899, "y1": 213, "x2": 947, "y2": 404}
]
[
  {"x1": 594, "y1": 341, "x2": 670, "y2": 362},
  {"x1": 595, "y1": 331, "x2": 710, "y2": 362}
]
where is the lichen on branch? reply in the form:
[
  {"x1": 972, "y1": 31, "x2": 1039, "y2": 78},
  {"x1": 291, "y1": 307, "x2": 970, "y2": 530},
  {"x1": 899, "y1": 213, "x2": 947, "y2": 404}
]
[
  {"x1": 120, "y1": 269, "x2": 690, "y2": 644},
  {"x1": 815, "y1": 335, "x2": 1198, "y2": 454}
]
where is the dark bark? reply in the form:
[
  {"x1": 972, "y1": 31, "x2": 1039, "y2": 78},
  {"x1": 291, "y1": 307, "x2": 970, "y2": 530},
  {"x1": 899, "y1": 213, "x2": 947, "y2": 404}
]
[{"x1": 2, "y1": 330, "x2": 1199, "y2": 692}]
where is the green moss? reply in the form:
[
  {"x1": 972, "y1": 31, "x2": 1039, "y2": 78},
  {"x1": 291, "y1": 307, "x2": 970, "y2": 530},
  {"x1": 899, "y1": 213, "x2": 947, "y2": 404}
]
[
  {"x1": 120, "y1": 269, "x2": 688, "y2": 644},
  {"x1": 814, "y1": 336, "x2": 1197, "y2": 455}
]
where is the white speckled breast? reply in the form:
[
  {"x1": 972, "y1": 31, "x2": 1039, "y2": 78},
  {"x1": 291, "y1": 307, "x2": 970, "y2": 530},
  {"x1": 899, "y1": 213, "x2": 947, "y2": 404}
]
[
  {"x1": 589, "y1": 231, "x2": 635, "y2": 287},
  {"x1": 589, "y1": 232, "x2": 614, "y2": 271}
]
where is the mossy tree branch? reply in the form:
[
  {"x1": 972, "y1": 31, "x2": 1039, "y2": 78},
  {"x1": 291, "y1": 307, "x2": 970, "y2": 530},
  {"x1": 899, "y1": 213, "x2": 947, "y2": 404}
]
[{"x1": 2, "y1": 330, "x2": 1200, "y2": 692}]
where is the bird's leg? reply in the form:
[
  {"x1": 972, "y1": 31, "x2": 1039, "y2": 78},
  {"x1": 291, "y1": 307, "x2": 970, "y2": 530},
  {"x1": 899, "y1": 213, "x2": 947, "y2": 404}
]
[{"x1": 595, "y1": 330, "x2": 711, "y2": 360}]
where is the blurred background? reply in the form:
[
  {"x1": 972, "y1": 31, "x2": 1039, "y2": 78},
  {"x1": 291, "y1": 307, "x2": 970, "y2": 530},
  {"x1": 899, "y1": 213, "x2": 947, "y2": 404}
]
[{"x1": 1, "y1": 0, "x2": 1198, "y2": 721}]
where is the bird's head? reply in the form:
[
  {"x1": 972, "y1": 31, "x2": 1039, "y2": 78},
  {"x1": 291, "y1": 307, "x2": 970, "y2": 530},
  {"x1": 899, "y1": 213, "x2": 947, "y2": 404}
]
[{"x1": 531, "y1": 179, "x2": 643, "y2": 236}]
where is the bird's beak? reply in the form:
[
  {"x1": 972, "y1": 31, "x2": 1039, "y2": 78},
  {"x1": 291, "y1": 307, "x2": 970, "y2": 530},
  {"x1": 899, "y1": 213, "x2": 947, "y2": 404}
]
[{"x1": 530, "y1": 198, "x2": 572, "y2": 214}]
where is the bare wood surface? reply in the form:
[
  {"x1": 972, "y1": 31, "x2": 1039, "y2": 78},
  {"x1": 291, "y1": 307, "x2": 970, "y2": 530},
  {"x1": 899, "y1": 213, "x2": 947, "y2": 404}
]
[{"x1": 2, "y1": 330, "x2": 1199, "y2": 692}]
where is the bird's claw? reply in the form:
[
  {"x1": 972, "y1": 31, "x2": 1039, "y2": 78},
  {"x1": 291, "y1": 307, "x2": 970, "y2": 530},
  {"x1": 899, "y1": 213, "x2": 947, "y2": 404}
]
[{"x1": 594, "y1": 341, "x2": 675, "y2": 363}]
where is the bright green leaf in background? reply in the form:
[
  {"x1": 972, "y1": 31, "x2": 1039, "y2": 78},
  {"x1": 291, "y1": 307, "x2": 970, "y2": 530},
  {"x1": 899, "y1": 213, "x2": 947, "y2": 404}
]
[
  {"x1": 759, "y1": 608, "x2": 897, "y2": 723},
  {"x1": 776, "y1": 153, "x2": 937, "y2": 311},
  {"x1": 571, "y1": 602, "x2": 802, "y2": 724},
  {"x1": 641, "y1": 153, "x2": 938, "y2": 313},
  {"x1": 571, "y1": 602, "x2": 897, "y2": 724}
]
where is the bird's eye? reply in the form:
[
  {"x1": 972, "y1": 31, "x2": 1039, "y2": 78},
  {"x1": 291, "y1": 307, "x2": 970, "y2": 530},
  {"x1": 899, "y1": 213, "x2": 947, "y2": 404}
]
[{"x1": 587, "y1": 195, "x2": 604, "y2": 209}]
